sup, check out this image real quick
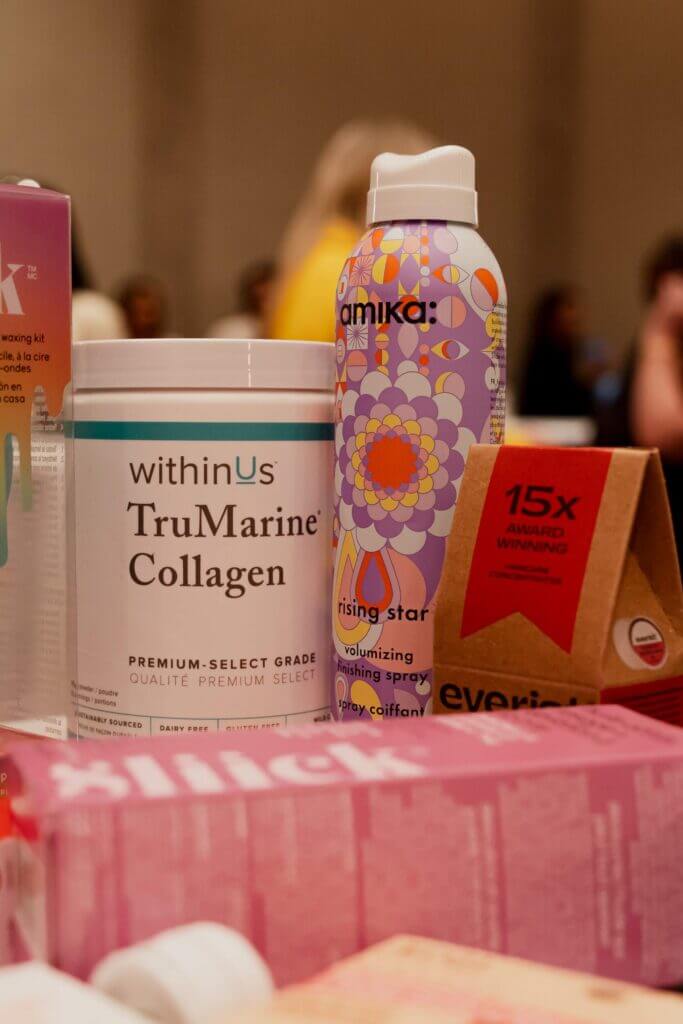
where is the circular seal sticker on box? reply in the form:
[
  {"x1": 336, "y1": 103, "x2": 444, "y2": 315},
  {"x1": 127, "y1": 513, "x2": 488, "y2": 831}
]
[{"x1": 613, "y1": 616, "x2": 667, "y2": 670}]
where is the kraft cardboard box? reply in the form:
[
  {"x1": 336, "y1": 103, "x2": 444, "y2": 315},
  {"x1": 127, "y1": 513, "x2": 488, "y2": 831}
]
[
  {"x1": 435, "y1": 445, "x2": 683, "y2": 723},
  {"x1": 226, "y1": 936, "x2": 683, "y2": 1024},
  {"x1": 2, "y1": 705, "x2": 683, "y2": 987},
  {"x1": 0, "y1": 183, "x2": 71, "y2": 739}
]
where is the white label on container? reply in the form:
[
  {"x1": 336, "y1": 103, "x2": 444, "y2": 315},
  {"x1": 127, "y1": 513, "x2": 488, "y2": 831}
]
[
  {"x1": 72, "y1": 423, "x2": 333, "y2": 737},
  {"x1": 612, "y1": 616, "x2": 668, "y2": 671}
]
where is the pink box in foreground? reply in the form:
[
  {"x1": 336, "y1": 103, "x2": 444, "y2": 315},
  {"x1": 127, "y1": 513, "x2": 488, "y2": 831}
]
[{"x1": 2, "y1": 706, "x2": 682, "y2": 987}]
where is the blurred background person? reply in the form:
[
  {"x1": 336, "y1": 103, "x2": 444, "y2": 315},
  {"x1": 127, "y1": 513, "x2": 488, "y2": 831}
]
[
  {"x1": 517, "y1": 286, "x2": 609, "y2": 417},
  {"x1": 207, "y1": 260, "x2": 275, "y2": 339},
  {"x1": 117, "y1": 274, "x2": 169, "y2": 339},
  {"x1": 631, "y1": 237, "x2": 683, "y2": 559},
  {"x1": 268, "y1": 119, "x2": 435, "y2": 343},
  {"x1": 71, "y1": 220, "x2": 126, "y2": 341},
  {"x1": 72, "y1": 289, "x2": 126, "y2": 342}
]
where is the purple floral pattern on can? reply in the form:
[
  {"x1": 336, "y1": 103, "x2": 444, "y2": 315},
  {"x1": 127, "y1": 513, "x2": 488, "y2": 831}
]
[{"x1": 332, "y1": 220, "x2": 506, "y2": 721}]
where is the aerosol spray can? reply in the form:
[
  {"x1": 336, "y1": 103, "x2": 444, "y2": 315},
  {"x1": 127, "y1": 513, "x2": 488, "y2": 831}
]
[{"x1": 333, "y1": 146, "x2": 506, "y2": 720}]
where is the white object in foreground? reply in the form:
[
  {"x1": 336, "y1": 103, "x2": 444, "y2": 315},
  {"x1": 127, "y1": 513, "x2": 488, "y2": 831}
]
[
  {"x1": 0, "y1": 962, "x2": 148, "y2": 1023},
  {"x1": 91, "y1": 922, "x2": 274, "y2": 1024}
]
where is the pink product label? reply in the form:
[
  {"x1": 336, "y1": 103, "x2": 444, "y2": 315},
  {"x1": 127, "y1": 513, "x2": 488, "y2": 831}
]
[
  {"x1": 332, "y1": 221, "x2": 506, "y2": 720},
  {"x1": 4, "y1": 706, "x2": 683, "y2": 986}
]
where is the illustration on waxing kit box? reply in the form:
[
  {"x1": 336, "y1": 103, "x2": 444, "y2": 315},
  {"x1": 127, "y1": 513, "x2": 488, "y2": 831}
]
[
  {"x1": 2, "y1": 704, "x2": 683, "y2": 987},
  {"x1": 0, "y1": 184, "x2": 72, "y2": 740},
  {"x1": 435, "y1": 444, "x2": 683, "y2": 723},
  {"x1": 227, "y1": 936, "x2": 683, "y2": 1024}
]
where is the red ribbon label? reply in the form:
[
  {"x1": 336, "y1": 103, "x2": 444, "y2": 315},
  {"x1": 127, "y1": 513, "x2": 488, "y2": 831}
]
[
  {"x1": 461, "y1": 447, "x2": 612, "y2": 651},
  {"x1": 601, "y1": 676, "x2": 683, "y2": 726}
]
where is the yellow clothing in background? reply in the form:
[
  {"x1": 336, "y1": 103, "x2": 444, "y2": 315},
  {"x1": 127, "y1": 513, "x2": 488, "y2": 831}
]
[{"x1": 270, "y1": 218, "x2": 359, "y2": 342}]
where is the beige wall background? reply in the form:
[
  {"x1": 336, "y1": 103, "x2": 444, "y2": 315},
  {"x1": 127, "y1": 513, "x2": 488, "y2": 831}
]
[
  {"x1": 1, "y1": 0, "x2": 681, "y2": 376},
  {"x1": 0, "y1": 2, "x2": 143, "y2": 293}
]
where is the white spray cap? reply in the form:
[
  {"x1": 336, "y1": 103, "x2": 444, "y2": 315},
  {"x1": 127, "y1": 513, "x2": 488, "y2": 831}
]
[
  {"x1": 90, "y1": 922, "x2": 274, "y2": 1024},
  {"x1": 367, "y1": 145, "x2": 477, "y2": 227}
]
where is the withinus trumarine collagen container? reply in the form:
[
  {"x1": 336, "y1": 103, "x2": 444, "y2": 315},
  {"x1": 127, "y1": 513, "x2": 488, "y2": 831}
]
[{"x1": 69, "y1": 338, "x2": 334, "y2": 738}]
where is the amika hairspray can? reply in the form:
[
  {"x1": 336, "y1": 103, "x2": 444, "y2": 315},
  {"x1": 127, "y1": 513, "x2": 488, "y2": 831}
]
[{"x1": 332, "y1": 146, "x2": 506, "y2": 720}]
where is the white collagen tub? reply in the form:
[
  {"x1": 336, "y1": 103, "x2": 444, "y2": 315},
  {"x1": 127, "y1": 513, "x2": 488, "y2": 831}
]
[{"x1": 70, "y1": 338, "x2": 334, "y2": 738}]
